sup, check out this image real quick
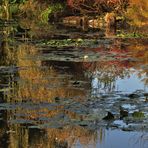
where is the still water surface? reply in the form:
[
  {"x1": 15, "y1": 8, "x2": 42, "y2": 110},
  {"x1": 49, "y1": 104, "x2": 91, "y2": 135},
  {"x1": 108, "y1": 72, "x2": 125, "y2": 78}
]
[{"x1": 0, "y1": 23, "x2": 148, "y2": 148}]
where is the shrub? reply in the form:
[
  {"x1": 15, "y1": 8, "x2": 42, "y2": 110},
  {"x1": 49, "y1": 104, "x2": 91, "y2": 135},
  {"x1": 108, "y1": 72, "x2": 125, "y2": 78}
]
[{"x1": 67, "y1": 0, "x2": 129, "y2": 15}]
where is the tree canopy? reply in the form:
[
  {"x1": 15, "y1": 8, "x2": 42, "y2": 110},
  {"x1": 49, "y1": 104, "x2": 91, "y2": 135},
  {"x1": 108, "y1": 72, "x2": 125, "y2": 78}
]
[{"x1": 67, "y1": 0, "x2": 129, "y2": 15}]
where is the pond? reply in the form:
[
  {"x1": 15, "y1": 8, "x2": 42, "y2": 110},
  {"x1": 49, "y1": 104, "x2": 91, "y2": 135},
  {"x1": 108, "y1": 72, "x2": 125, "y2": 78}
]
[{"x1": 0, "y1": 21, "x2": 148, "y2": 148}]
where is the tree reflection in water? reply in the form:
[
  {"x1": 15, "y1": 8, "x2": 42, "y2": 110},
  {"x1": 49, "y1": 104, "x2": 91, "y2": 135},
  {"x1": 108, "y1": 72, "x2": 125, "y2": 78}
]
[{"x1": 0, "y1": 26, "x2": 147, "y2": 147}]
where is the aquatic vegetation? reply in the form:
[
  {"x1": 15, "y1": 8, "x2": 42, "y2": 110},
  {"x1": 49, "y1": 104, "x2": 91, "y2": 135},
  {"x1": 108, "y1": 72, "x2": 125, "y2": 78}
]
[
  {"x1": 38, "y1": 39, "x2": 99, "y2": 47},
  {"x1": 132, "y1": 111, "x2": 145, "y2": 118},
  {"x1": 0, "y1": 1, "x2": 148, "y2": 148},
  {"x1": 116, "y1": 32, "x2": 145, "y2": 38}
]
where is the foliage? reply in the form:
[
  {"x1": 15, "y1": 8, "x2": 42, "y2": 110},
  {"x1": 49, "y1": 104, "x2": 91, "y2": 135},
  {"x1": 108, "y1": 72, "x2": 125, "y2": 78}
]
[
  {"x1": 0, "y1": 0, "x2": 65, "y2": 23},
  {"x1": 126, "y1": 0, "x2": 148, "y2": 27},
  {"x1": 18, "y1": 1, "x2": 65, "y2": 24},
  {"x1": 9, "y1": 0, "x2": 27, "y2": 4},
  {"x1": 67, "y1": 0, "x2": 129, "y2": 15},
  {"x1": 41, "y1": 3, "x2": 64, "y2": 23},
  {"x1": 9, "y1": 3, "x2": 19, "y2": 14}
]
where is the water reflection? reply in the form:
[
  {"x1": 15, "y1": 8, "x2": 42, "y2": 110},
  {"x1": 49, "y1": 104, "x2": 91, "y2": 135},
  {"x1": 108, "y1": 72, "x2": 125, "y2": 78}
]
[{"x1": 0, "y1": 24, "x2": 148, "y2": 148}]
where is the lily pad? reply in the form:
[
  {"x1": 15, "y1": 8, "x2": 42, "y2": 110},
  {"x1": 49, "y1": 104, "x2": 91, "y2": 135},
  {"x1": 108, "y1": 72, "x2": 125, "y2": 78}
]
[{"x1": 132, "y1": 111, "x2": 145, "y2": 118}]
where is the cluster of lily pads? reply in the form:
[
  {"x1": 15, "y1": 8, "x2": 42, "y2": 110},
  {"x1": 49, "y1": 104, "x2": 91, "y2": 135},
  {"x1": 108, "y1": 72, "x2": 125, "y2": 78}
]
[{"x1": 37, "y1": 39, "x2": 99, "y2": 48}]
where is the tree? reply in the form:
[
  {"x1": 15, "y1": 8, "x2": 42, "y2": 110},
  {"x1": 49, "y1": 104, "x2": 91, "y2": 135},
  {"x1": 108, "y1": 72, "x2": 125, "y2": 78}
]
[{"x1": 67, "y1": 0, "x2": 129, "y2": 15}]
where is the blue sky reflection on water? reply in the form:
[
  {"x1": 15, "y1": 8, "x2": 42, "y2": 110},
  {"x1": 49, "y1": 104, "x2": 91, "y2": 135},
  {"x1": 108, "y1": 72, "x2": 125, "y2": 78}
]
[
  {"x1": 116, "y1": 70, "x2": 148, "y2": 93},
  {"x1": 98, "y1": 129, "x2": 148, "y2": 148},
  {"x1": 73, "y1": 129, "x2": 148, "y2": 148},
  {"x1": 91, "y1": 69, "x2": 148, "y2": 95}
]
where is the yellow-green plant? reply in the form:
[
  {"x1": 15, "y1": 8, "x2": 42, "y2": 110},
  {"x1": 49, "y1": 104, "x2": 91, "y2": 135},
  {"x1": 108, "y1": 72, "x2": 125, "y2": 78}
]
[
  {"x1": 0, "y1": 0, "x2": 10, "y2": 20},
  {"x1": 41, "y1": 3, "x2": 64, "y2": 23}
]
